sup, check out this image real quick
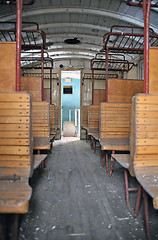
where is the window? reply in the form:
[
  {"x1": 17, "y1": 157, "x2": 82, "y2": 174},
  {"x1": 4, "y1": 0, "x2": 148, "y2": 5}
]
[{"x1": 63, "y1": 86, "x2": 73, "y2": 94}]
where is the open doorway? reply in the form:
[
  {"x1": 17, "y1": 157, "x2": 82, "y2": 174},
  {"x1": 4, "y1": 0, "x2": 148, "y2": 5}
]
[{"x1": 61, "y1": 70, "x2": 80, "y2": 137}]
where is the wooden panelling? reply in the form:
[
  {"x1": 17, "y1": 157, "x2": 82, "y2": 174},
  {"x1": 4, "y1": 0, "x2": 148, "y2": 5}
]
[
  {"x1": 0, "y1": 42, "x2": 16, "y2": 92},
  {"x1": 108, "y1": 78, "x2": 143, "y2": 103},
  {"x1": 32, "y1": 101, "x2": 50, "y2": 150},
  {"x1": 43, "y1": 88, "x2": 50, "y2": 103},
  {"x1": 93, "y1": 89, "x2": 106, "y2": 105},
  {"x1": 50, "y1": 104, "x2": 56, "y2": 130},
  {"x1": 0, "y1": 92, "x2": 33, "y2": 173},
  {"x1": 149, "y1": 47, "x2": 158, "y2": 94},
  {"x1": 100, "y1": 102, "x2": 131, "y2": 139},
  {"x1": 21, "y1": 76, "x2": 42, "y2": 101},
  {"x1": 81, "y1": 106, "x2": 88, "y2": 127},
  {"x1": 88, "y1": 105, "x2": 100, "y2": 131},
  {"x1": 134, "y1": 94, "x2": 158, "y2": 209}
]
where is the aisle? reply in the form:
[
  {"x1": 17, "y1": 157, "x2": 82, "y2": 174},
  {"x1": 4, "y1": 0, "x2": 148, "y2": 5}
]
[{"x1": 19, "y1": 139, "x2": 147, "y2": 240}]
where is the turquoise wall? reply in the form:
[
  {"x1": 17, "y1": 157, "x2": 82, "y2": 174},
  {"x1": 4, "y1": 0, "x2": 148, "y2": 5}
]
[{"x1": 61, "y1": 75, "x2": 80, "y2": 129}]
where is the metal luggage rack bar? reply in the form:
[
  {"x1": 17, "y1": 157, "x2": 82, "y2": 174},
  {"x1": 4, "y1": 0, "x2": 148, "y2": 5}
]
[
  {"x1": 91, "y1": 53, "x2": 135, "y2": 72},
  {"x1": 103, "y1": 25, "x2": 158, "y2": 54},
  {"x1": 0, "y1": 29, "x2": 46, "y2": 50},
  {"x1": 82, "y1": 73, "x2": 118, "y2": 85},
  {"x1": 21, "y1": 56, "x2": 53, "y2": 69}
]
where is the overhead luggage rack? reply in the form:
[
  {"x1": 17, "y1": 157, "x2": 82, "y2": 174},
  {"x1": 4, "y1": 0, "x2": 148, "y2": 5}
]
[
  {"x1": 91, "y1": 53, "x2": 135, "y2": 72},
  {"x1": 103, "y1": 26, "x2": 158, "y2": 54},
  {"x1": 0, "y1": 29, "x2": 46, "y2": 50},
  {"x1": 82, "y1": 73, "x2": 118, "y2": 85}
]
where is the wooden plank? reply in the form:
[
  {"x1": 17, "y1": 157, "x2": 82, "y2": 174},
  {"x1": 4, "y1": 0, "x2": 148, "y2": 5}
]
[
  {"x1": 0, "y1": 132, "x2": 29, "y2": 138},
  {"x1": 0, "y1": 109, "x2": 30, "y2": 116},
  {"x1": 0, "y1": 146, "x2": 30, "y2": 155},
  {"x1": 0, "y1": 139, "x2": 29, "y2": 146},
  {"x1": 93, "y1": 89, "x2": 106, "y2": 105},
  {"x1": 0, "y1": 42, "x2": 16, "y2": 92},
  {"x1": 137, "y1": 139, "x2": 158, "y2": 146},
  {"x1": 137, "y1": 105, "x2": 158, "y2": 111},
  {"x1": 137, "y1": 131, "x2": 158, "y2": 139},
  {"x1": 137, "y1": 111, "x2": 158, "y2": 118},
  {"x1": 137, "y1": 125, "x2": 158, "y2": 132},
  {"x1": 0, "y1": 124, "x2": 29, "y2": 131},
  {"x1": 33, "y1": 154, "x2": 47, "y2": 169},
  {"x1": 149, "y1": 47, "x2": 158, "y2": 95},
  {"x1": 0, "y1": 92, "x2": 30, "y2": 102},
  {"x1": 111, "y1": 154, "x2": 130, "y2": 169},
  {"x1": 135, "y1": 160, "x2": 158, "y2": 167},
  {"x1": 0, "y1": 117, "x2": 30, "y2": 124},
  {"x1": 0, "y1": 155, "x2": 30, "y2": 161},
  {"x1": 107, "y1": 78, "x2": 143, "y2": 103},
  {"x1": 0, "y1": 161, "x2": 30, "y2": 168},
  {"x1": 136, "y1": 146, "x2": 158, "y2": 154},
  {"x1": 0, "y1": 102, "x2": 30, "y2": 109},
  {"x1": 137, "y1": 118, "x2": 158, "y2": 125},
  {"x1": 137, "y1": 94, "x2": 158, "y2": 104}
]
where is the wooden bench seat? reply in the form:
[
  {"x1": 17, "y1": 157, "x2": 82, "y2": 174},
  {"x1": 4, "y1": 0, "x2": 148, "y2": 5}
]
[
  {"x1": 33, "y1": 154, "x2": 47, "y2": 170},
  {"x1": 0, "y1": 92, "x2": 33, "y2": 215},
  {"x1": 0, "y1": 181, "x2": 32, "y2": 213},
  {"x1": 33, "y1": 137, "x2": 50, "y2": 150},
  {"x1": 100, "y1": 138, "x2": 129, "y2": 151},
  {"x1": 32, "y1": 101, "x2": 50, "y2": 151},
  {"x1": 133, "y1": 94, "x2": 158, "y2": 209},
  {"x1": 88, "y1": 105, "x2": 100, "y2": 150},
  {"x1": 91, "y1": 132, "x2": 99, "y2": 153},
  {"x1": 111, "y1": 154, "x2": 130, "y2": 169},
  {"x1": 99, "y1": 102, "x2": 131, "y2": 171}
]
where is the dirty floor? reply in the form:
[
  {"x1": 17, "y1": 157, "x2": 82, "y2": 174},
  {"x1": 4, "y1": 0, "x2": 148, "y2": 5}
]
[{"x1": 19, "y1": 138, "x2": 158, "y2": 240}]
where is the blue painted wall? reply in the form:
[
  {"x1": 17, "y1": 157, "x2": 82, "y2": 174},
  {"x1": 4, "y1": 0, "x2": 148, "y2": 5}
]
[{"x1": 61, "y1": 73, "x2": 80, "y2": 129}]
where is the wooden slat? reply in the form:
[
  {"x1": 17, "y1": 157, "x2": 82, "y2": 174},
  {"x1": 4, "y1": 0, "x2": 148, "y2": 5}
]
[
  {"x1": 0, "y1": 102, "x2": 30, "y2": 109},
  {"x1": 0, "y1": 146, "x2": 30, "y2": 155},
  {"x1": 0, "y1": 161, "x2": 30, "y2": 168},
  {"x1": 0, "y1": 139, "x2": 29, "y2": 145},
  {"x1": 0, "y1": 132, "x2": 29, "y2": 138},
  {"x1": 0, "y1": 124, "x2": 29, "y2": 131}
]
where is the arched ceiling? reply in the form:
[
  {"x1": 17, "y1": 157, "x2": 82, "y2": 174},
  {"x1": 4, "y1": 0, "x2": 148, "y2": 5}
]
[{"x1": 0, "y1": 0, "x2": 158, "y2": 65}]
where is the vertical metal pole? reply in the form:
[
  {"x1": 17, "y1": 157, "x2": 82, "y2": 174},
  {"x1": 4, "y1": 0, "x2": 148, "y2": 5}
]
[
  {"x1": 50, "y1": 68, "x2": 52, "y2": 104},
  {"x1": 105, "y1": 48, "x2": 109, "y2": 102},
  {"x1": 41, "y1": 46, "x2": 44, "y2": 101},
  {"x1": 92, "y1": 69, "x2": 94, "y2": 105},
  {"x1": 16, "y1": 0, "x2": 23, "y2": 91},
  {"x1": 143, "y1": 0, "x2": 151, "y2": 94}
]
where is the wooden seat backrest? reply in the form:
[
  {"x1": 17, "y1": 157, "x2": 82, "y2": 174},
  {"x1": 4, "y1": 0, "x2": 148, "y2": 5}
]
[
  {"x1": 88, "y1": 105, "x2": 100, "y2": 131},
  {"x1": 100, "y1": 102, "x2": 131, "y2": 139},
  {"x1": 134, "y1": 94, "x2": 158, "y2": 168},
  {"x1": 21, "y1": 76, "x2": 42, "y2": 101},
  {"x1": 133, "y1": 94, "x2": 158, "y2": 208},
  {"x1": 50, "y1": 104, "x2": 56, "y2": 130},
  {"x1": 82, "y1": 106, "x2": 88, "y2": 127},
  {"x1": 32, "y1": 101, "x2": 50, "y2": 138},
  {"x1": 0, "y1": 42, "x2": 16, "y2": 92},
  {"x1": 0, "y1": 92, "x2": 33, "y2": 177},
  {"x1": 55, "y1": 105, "x2": 58, "y2": 127},
  {"x1": 107, "y1": 78, "x2": 143, "y2": 103}
]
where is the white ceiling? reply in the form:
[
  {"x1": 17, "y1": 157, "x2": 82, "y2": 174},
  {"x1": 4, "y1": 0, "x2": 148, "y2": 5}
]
[{"x1": 0, "y1": 0, "x2": 158, "y2": 64}]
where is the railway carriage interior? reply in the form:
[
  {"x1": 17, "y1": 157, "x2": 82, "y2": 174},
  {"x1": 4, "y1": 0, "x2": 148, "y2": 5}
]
[{"x1": 0, "y1": 0, "x2": 158, "y2": 239}]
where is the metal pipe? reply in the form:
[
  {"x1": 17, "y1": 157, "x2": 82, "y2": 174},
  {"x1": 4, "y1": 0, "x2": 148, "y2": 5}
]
[
  {"x1": 41, "y1": 45, "x2": 44, "y2": 101},
  {"x1": 92, "y1": 69, "x2": 94, "y2": 105},
  {"x1": 16, "y1": 0, "x2": 23, "y2": 91},
  {"x1": 105, "y1": 48, "x2": 109, "y2": 102},
  {"x1": 143, "y1": 0, "x2": 151, "y2": 94},
  {"x1": 50, "y1": 67, "x2": 52, "y2": 104}
]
